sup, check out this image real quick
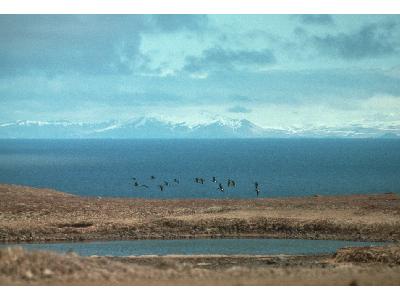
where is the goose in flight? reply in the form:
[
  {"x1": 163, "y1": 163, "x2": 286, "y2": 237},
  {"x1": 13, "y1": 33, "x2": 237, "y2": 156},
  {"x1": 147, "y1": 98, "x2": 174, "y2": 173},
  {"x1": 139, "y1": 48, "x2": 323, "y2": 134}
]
[
  {"x1": 133, "y1": 181, "x2": 148, "y2": 188},
  {"x1": 228, "y1": 179, "x2": 236, "y2": 187},
  {"x1": 159, "y1": 184, "x2": 164, "y2": 191},
  {"x1": 255, "y1": 188, "x2": 260, "y2": 197},
  {"x1": 212, "y1": 176, "x2": 217, "y2": 183},
  {"x1": 218, "y1": 183, "x2": 224, "y2": 192}
]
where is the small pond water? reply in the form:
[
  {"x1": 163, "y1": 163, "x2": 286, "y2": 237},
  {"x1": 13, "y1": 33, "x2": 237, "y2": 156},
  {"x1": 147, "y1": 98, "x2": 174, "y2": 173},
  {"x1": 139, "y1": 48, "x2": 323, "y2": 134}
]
[{"x1": 0, "y1": 238, "x2": 385, "y2": 256}]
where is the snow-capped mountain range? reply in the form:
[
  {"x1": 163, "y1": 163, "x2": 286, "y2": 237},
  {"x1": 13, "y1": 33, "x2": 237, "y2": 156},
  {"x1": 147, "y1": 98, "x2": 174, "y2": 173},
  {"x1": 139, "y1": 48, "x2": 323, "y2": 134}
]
[{"x1": 0, "y1": 118, "x2": 399, "y2": 138}]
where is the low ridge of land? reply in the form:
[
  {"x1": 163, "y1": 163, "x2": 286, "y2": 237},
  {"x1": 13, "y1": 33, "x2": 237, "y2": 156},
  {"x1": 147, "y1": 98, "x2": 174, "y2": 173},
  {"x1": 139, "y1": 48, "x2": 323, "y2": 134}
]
[
  {"x1": 1, "y1": 245, "x2": 400, "y2": 285},
  {"x1": 0, "y1": 184, "x2": 399, "y2": 242}
]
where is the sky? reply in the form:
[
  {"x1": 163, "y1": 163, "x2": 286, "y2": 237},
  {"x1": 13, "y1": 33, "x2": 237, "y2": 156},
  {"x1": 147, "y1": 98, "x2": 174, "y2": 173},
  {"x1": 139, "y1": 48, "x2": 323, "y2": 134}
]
[{"x1": 1, "y1": 14, "x2": 400, "y2": 130}]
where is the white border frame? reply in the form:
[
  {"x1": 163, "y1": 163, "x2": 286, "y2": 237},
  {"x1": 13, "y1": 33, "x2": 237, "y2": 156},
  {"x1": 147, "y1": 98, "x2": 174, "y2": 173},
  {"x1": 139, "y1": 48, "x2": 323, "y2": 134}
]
[
  {"x1": 1, "y1": 0, "x2": 399, "y2": 297},
  {"x1": 1, "y1": 0, "x2": 400, "y2": 14}
]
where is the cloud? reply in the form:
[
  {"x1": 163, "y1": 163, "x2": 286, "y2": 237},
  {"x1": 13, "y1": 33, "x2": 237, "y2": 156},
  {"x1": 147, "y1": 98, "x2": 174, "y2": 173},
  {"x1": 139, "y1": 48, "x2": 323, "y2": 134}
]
[
  {"x1": 0, "y1": 15, "x2": 149, "y2": 76},
  {"x1": 383, "y1": 65, "x2": 400, "y2": 78},
  {"x1": 231, "y1": 94, "x2": 255, "y2": 102},
  {"x1": 112, "y1": 91, "x2": 183, "y2": 106},
  {"x1": 150, "y1": 15, "x2": 208, "y2": 32},
  {"x1": 298, "y1": 15, "x2": 334, "y2": 26},
  {"x1": 184, "y1": 47, "x2": 276, "y2": 73},
  {"x1": 227, "y1": 105, "x2": 252, "y2": 113},
  {"x1": 0, "y1": 15, "x2": 209, "y2": 77},
  {"x1": 361, "y1": 94, "x2": 400, "y2": 112},
  {"x1": 313, "y1": 22, "x2": 399, "y2": 60}
]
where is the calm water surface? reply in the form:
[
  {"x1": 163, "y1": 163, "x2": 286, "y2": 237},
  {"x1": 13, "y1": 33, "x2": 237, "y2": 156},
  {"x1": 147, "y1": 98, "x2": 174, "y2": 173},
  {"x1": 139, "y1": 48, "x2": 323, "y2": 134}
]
[
  {"x1": 0, "y1": 239, "x2": 385, "y2": 256},
  {"x1": 0, "y1": 139, "x2": 399, "y2": 198}
]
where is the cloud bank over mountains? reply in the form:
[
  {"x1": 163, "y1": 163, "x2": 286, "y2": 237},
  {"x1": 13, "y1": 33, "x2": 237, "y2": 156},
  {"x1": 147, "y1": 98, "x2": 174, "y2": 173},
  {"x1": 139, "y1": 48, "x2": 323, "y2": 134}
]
[{"x1": 1, "y1": 15, "x2": 399, "y2": 134}]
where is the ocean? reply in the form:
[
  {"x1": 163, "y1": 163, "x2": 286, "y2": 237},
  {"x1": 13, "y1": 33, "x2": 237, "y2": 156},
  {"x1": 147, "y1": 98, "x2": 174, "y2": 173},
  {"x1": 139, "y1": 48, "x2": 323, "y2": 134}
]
[{"x1": 0, "y1": 139, "x2": 399, "y2": 199}]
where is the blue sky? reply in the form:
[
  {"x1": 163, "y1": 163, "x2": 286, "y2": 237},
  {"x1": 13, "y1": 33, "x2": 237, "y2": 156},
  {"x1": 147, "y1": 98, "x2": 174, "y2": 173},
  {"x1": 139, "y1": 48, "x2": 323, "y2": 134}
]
[{"x1": 1, "y1": 14, "x2": 400, "y2": 129}]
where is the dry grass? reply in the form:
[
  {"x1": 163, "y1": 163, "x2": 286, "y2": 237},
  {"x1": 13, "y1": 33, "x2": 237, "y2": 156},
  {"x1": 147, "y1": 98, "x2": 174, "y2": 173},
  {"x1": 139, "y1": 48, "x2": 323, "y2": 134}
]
[
  {"x1": 2, "y1": 184, "x2": 400, "y2": 285},
  {"x1": 1, "y1": 184, "x2": 400, "y2": 242},
  {"x1": 335, "y1": 244, "x2": 400, "y2": 264},
  {"x1": 1, "y1": 247, "x2": 400, "y2": 285}
]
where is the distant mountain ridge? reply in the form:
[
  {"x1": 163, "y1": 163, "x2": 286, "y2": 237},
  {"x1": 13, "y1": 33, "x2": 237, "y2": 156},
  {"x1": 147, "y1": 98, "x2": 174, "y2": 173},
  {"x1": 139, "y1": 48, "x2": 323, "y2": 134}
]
[{"x1": 0, "y1": 118, "x2": 399, "y2": 138}]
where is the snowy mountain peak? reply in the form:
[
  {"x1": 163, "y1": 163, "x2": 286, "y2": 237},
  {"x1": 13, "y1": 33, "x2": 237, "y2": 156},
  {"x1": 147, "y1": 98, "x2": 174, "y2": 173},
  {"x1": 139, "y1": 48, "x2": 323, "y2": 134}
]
[{"x1": 0, "y1": 118, "x2": 399, "y2": 139}]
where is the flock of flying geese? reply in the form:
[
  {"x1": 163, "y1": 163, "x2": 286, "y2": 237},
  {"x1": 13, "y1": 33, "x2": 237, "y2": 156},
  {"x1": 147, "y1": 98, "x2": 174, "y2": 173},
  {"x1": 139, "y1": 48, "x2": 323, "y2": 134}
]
[{"x1": 131, "y1": 176, "x2": 262, "y2": 196}]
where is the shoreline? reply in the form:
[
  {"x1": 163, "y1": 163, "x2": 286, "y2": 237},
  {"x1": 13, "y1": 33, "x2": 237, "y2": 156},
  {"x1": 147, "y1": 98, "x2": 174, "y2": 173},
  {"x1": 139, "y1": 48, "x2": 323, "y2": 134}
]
[
  {"x1": 0, "y1": 235, "x2": 392, "y2": 247},
  {"x1": 0, "y1": 235, "x2": 391, "y2": 245}
]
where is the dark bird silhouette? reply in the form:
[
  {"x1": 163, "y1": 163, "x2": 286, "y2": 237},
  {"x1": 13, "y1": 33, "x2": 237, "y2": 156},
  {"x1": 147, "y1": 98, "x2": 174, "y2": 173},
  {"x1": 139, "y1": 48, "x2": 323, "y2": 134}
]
[
  {"x1": 133, "y1": 181, "x2": 148, "y2": 188},
  {"x1": 164, "y1": 181, "x2": 169, "y2": 186},
  {"x1": 212, "y1": 176, "x2": 217, "y2": 183},
  {"x1": 199, "y1": 178, "x2": 204, "y2": 184},
  {"x1": 255, "y1": 188, "x2": 260, "y2": 197},
  {"x1": 195, "y1": 177, "x2": 199, "y2": 183},
  {"x1": 218, "y1": 183, "x2": 224, "y2": 192},
  {"x1": 150, "y1": 175, "x2": 156, "y2": 180},
  {"x1": 231, "y1": 180, "x2": 236, "y2": 187},
  {"x1": 254, "y1": 182, "x2": 259, "y2": 189},
  {"x1": 159, "y1": 184, "x2": 164, "y2": 191},
  {"x1": 132, "y1": 177, "x2": 137, "y2": 181},
  {"x1": 173, "y1": 178, "x2": 180, "y2": 184}
]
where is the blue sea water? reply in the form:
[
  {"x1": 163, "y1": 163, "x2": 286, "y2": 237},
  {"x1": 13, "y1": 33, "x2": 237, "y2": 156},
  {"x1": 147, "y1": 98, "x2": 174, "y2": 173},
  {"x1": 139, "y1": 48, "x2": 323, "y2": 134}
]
[
  {"x1": 0, "y1": 139, "x2": 399, "y2": 199},
  {"x1": 0, "y1": 238, "x2": 385, "y2": 256}
]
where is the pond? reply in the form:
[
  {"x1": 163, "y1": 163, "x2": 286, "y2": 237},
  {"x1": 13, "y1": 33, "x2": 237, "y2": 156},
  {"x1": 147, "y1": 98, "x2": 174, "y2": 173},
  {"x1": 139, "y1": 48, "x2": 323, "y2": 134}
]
[{"x1": 0, "y1": 238, "x2": 385, "y2": 256}]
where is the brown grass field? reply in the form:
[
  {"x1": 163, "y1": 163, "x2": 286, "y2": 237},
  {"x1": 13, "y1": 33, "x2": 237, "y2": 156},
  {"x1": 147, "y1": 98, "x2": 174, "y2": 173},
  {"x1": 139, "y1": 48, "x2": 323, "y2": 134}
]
[
  {"x1": 1, "y1": 184, "x2": 399, "y2": 242},
  {"x1": 0, "y1": 183, "x2": 400, "y2": 285},
  {"x1": 1, "y1": 246, "x2": 400, "y2": 285}
]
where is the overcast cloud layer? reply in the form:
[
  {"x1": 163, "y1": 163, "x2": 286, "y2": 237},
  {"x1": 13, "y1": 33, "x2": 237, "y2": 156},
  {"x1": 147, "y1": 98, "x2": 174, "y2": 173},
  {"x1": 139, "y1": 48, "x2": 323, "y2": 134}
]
[{"x1": 1, "y1": 15, "x2": 400, "y2": 130}]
